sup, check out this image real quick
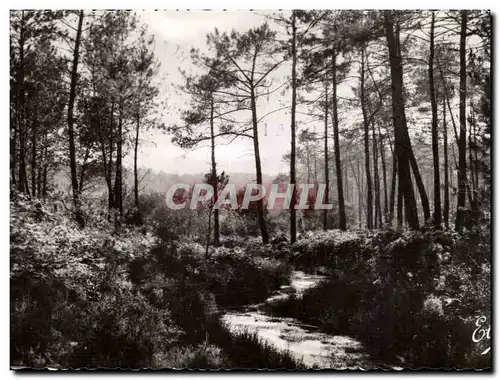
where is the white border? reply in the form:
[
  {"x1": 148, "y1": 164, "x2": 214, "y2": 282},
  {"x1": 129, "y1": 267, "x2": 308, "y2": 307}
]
[{"x1": 2, "y1": 3, "x2": 498, "y2": 379}]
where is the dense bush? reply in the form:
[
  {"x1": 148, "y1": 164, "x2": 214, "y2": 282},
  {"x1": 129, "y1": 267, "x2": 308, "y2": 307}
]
[
  {"x1": 10, "y1": 192, "x2": 180, "y2": 368},
  {"x1": 11, "y1": 193, "x2": 301, "y2": 369}
]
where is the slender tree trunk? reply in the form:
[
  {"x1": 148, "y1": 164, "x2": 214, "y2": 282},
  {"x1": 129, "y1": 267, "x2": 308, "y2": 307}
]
[
  {"x1": 17, "y1": 11, "x2": 27, "y2": 194},
  {"x1": 443, "y1": 97, "x2": 450, "y2": 228},
  {"x1": 384, "y1": 11, "x2": 419, "y2": 229},
  {"x1": 397, "y1": 169, "x2": 403, "y2": 230},
  {"x1": 372, "y1": 120, "x2": 382, "y2": 228},
  {"x1": 78, "y1": 145, "x2": 91, "y2": 194},
  {"x1": 205, "y1": 205, "x2": 213, "y2": 258},
  {"x1": 313, "y1": 152, "x2": 318, "y2": 183},
  {"x1": 250, "y1": 88, "x2": 269, "y2": 244},
  {"x1": 11, "y1": 111, "x2": 17, "y2": 187},
  {"x1": 429, "y1": 12, "x2": 442, "y2": 228},
  {"x1": 389, "y1": 153, "x2": 397, "y2": 225},
  {"x1": 36, "y1": 147, "x2": 43, "y2": 197},
  {"x1": 332, "y1": 50, "x2": 346, "y2": 230},
  {"x1": 451, "y1": 143, "x2": 456, "y2": 200},
  {"x1": 344, "y1": 160, "x2": 349, "y2": 204},
  {"x1": 305, "y1": 146, "x2": 311, "y2": 183},
  {"x1": 360, "y1": 159, "x2": 365, "y2": 227},
  {"x1": 67, "y1": 10, "x2": 85, "y2": 227},
  {"x1": 97, "y1": 107, "x2": 114, "y2": 214},
  {"x1": 134, "y1": 110, "x2": 140, "y2": 207},
  {"x1": 108, "y1": 101, "x2": 115, "y2": 213},
  {"x1": 42, "y1": 164, "x2": 48, "y2": 199},
  {"x1": 473, "y1": 109, "x2": 479, "y2": 193},
  {"x1": 378, "y1": 124, "x2": 389, "y2": 223},
  {"x1": 210, "y1": 98, "x2": 220, "y2": 246},
  {"x1": 290, "y1": 10, "x2": 298, "y2": 242},
  {"x1": 455, "y1": 10, "x2": 468, "y2": 232},
  {"x1": 323, "y1": 82, "x2": 330, "y2": 230},
  {"x1": 437, "y1": 56, "x2": 460, "y2": 147},
  {"x1": 360, "y1": 46, "x2": 373, "y2": 229},
  {"x1": 31, "y1": 121, "x2": 37, "y2": 197},
  {"x1": 406, "y1": 132, "x2": 431, "y2": 222},
  {"x1": 40, "y1": 131, "x2": 47, "y2": 198},
  {"x1": 114, "y1": 101, "x2": 123, "y2": 218},
  {"x1": 351, "y1": 159, "x2": 362, "y2": 228},
  {"x1": 468, "y1": 100, "x2": 477, "y2": 203}
]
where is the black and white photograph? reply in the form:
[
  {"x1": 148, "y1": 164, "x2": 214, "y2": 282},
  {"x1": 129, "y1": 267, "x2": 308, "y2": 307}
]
[{"x1": 9, "y1": 9, "x2": 492, "y2": 370}]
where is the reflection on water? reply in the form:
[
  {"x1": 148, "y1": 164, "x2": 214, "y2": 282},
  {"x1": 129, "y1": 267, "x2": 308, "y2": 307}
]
[{"x1": 222, "y1": 271, "x2": 384, "y2": 369}]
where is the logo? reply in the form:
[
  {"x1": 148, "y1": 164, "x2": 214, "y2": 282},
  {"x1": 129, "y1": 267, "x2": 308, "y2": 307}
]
[
  {"x1": 472, "y1": 316, "x2": 490, "y2": 355},
  {"x1": 164, "y1": 183, "x2": 333, "y2": 211}
]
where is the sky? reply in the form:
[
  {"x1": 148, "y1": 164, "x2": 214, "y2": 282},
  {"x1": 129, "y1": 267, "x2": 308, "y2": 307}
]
[
  {"x1": 123, "y1": 10, "x2": 295, "y2": 176},
  {"x1": 123, "y1": 10, "x2": 471, "y2": 177}
]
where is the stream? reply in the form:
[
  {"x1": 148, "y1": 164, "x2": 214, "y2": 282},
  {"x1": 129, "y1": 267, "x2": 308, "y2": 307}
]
[{"x1": 222, "y1": 271, "x2": 390, "y2": 369}]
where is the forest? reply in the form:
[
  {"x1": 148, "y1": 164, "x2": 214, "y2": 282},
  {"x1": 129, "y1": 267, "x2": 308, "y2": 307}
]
[{"x1": 10, "y1": 10, "x2": 491, "y2": 370}]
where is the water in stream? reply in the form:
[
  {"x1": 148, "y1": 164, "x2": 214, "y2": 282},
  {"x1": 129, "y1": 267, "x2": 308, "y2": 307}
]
[{"x1": 222, "y1": 271, "x2": 387, "y2": 369}]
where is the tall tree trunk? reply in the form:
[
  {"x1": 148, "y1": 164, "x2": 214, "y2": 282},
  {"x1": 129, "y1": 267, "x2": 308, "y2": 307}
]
[
  {"x1": 473, "y1": 107, "x2": 479, "y2": 193},
  {"x1": 344, "y1": 160, "x2": 349, "y2": 204},
  {"x1": 313, "y1": 152, "x2": 318, "y2": 183},
  {"x1": 205, "y1": 205, "x2": 213, "y2": 258},
  {"x1": 36, "y1": 143, "x2": 43, "y2": 197},
  {"x1": 437, "y1": 56, "x2": 460, "y2": 146},
  {"x1": 397, "y1": 169, "x2": 403, "y2": 230},
  {"x1": 41, "y1": 131, "x2": 48, "y2": 198},
  {"x1": 97, "y1": 103, "x2": 114, "y2": 214},
  {"x1": 389, "y1": 152, "x2": 397, "y2": 225},
  {"x1": 360, "y1": 158, "x2": 365, "y2": 227},
  {"x1": 11, "y1": 110, "x2": 17, "y2": 187},
  {"x1": 323, "y1": 82, "x2": 330, "y2": 231},
  {"x1": 17, "y1": 10, "x2": 27, "y2": 193},
  {"x1": 42, "y1": 164, "x2": 48, "y2": 199},
  {"x1": 378, "y1": 124, "x2": 389, "y2": 223},
  {"x1": 21, "y1": 111, "x2": 30, "y2": 197},
  {"x1": 31, "y1": 121, "x2": 37, "y2": 197},
  {"x1": 108, "y1": 101, "x2": 115, "y2": 213},
  {"x1": 468, "y1": 100, "x2": 477, "y2": 203},
  {"x1": 372, "y1": 120, "x2": 382, "y2": 228},
  {"x1": 406, "y1": 131, "x2": 431, "y2": 222},
  {"x1": 360, "y1": 45, "x2": 373, "y2": 229},
  {"x1": 351, "y1": 159, "x2": 362, "y2": 228},
  {"x1": 250, "y1": 88, "x2": 269, "y2": 244},
  {"x1": 290, "y1": 10, "x2": 298, "y2": 243},
  {"x1": 332, "y1": 49, "x2": 346, "y2": 230},
  {"x1": 455, "y1": 10, "x2": 468, "y2": 232},
  {"x1": 134, "y1": 109, "x2": 140, "y2": 209},
  {"x1": 429, "y1": 12, "x2": 442, "y2": 227},
  {"x1": 114, "y1": 101, "x2": 123, "y2": 218},
  {"x1": 78, "y1": 145, "x2": 91, "y2": 194},
  {"x1": 305, "y1": 145, "x2": 311, "y2": 183},
  {"x1": 384, "y1": 11, "x2": 419, "y2": 229},
  {"x1": 67, "y1": 10, "x2": 85, "y2": 227},
  {"x1": 210, "y1": 98, "x2": 220, "y2": 246},
  {"x1": 443, "y1": 97, "x2": 450, "y2": 228}
]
